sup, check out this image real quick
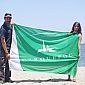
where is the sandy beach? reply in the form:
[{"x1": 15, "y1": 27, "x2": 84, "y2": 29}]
[{"x1": 0, "y1": 67, "x2": 85, "y2": 85}]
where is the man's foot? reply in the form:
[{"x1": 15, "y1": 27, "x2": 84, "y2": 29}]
[
  {"x1": 0, "y1": 77, "x2": 5, "y2": 84},
  {"x1": 0, "y1": 80, "x2": 4, "y2": 84},
  {"x1": 4, "y1": 79, "x2": 14, "y2": 83}
]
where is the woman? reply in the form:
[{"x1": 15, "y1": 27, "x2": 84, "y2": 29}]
[{"x1": 68, "y1": 22, "x2": 82, "y2": 82}]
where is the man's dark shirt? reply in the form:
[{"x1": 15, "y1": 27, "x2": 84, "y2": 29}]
[{"x1": 0, "y1": 22, "x2": 12, "y2": 57}]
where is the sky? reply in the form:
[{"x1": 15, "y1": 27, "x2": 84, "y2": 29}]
[{"x1": 0, "y1": 0, "x2": 85, "y2": 43}]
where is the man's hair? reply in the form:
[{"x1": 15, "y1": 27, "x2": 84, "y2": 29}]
[{"x1": 4, "y1": 13, "x2": 12, "y2": 18}]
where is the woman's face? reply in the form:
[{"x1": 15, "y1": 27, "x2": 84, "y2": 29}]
[{"x1": 74, "y1": 23, "x2": 79, "y2": 32}]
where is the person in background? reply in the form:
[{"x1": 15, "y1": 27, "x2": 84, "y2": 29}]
[
  {"x1": 0, "y1": 13, "x2": 13, "y2": 83},
  {"x1": 67, "y1": 22, "x2": 82, "y2": 82}
]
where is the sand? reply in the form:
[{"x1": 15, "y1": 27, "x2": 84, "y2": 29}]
[{"x1": 0, "y1": 67, "x2": 85, "y2": 85}]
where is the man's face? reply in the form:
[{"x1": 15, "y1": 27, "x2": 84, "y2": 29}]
[{"x1": 4, "y1": 17, "x2": 12, "y2": 24}]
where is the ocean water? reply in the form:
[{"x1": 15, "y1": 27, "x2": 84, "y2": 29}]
[{"x1": 78, "y1": 43, "x2": 85, "y2": 67}]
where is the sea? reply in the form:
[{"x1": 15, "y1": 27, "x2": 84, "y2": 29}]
[{"x1": 78, "y1": 43, "x2": 85, "y2": 67}]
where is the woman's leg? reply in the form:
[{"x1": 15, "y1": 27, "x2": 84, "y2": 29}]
[
  {"x1": 72, "y1": 76, "x2": 76, "y2": 82},
  {"x1": 72, "y1": 66, "x2": 77, "y2": 82}
]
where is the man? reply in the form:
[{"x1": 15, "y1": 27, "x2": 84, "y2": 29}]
[{"x1": 0, "y1": 13, "x2": 13, "y2": 83}]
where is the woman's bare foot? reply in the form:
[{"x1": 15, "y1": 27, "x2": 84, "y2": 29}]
[{"x1": 72, "y1": 76, "x2": 76, "y2": 82}]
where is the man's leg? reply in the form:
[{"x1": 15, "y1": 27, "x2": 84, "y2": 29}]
[
  {"x1": 0, "y1": 57, "x2": 5, "y2": 83},
  {"x1": 5, "y1": 59, "x2": 10, "y2": 81}
]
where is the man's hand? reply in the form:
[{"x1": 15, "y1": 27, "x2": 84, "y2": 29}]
[{"x1": 5, "y1": 53, "x2": 10, "y2": 59}]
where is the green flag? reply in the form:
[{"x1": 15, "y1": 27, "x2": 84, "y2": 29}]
[{"x1": 10, "y1": 24, "x2": 78, "y2": 76}]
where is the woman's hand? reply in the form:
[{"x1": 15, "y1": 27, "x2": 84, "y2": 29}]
[{"x1": 78, "y1": 53, "x2": 80, "y2": 60}]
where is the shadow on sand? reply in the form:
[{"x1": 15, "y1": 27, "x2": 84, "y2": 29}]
[{"x1": 14, "y1": 78, "x2": 71, "y2": 83}]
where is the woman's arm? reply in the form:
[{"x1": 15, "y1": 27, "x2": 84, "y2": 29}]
[{"x1": 78, "y1": 33, "x2": 82, "y2": 59}]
